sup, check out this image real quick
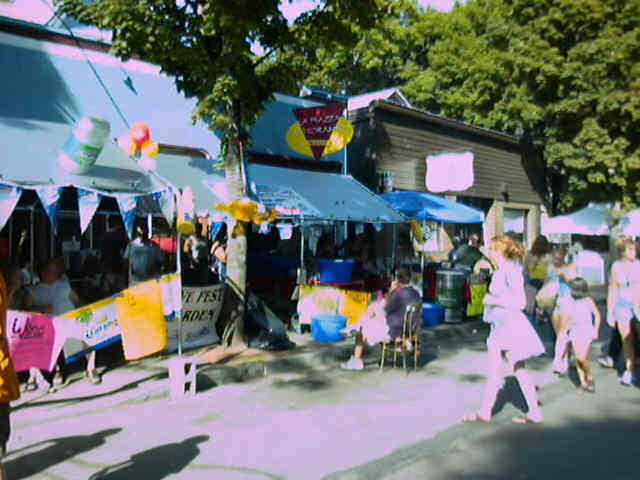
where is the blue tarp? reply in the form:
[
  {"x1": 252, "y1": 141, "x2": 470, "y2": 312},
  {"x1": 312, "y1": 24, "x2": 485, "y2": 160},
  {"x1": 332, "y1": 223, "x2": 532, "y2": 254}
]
[{"x1": 381, "y1": 191, "x2": 484, "y2": 224}]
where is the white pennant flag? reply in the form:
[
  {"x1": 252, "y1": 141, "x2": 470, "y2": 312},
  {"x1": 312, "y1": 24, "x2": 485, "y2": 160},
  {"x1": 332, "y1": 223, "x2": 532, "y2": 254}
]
[
  {"x1": 36, "y1": 186, "x2": 62, "y2": 235},
  {"x1": 0, "y1": 183, "x2": 22, "y2": 232},
  {"x1": 77, "y1": 189, "x2": 102, "y2": 234}
]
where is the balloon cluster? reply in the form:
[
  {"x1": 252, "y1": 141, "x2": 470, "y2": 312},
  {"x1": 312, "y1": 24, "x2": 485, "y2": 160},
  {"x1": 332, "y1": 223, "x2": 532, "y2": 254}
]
[{"x1": 117, "y1": 122, "x2": 159, "y2": 171}]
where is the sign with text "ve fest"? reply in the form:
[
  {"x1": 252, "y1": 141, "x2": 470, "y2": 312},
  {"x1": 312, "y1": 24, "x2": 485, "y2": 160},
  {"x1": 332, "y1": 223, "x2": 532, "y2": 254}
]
[{"x1": 293, "y1": 103, "x2": 346, "y2": 161}]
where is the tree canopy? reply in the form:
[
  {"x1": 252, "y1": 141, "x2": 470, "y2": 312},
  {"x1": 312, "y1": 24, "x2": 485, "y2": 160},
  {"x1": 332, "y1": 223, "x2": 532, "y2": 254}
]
[{"x1": 303, "y1": 0, "x2": 640, "y2": 213}]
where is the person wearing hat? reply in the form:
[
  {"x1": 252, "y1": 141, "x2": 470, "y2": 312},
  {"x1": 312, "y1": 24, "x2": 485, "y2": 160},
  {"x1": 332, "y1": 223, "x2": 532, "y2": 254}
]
[{"x1": 568, "y1": 277, "x2": 601, "y2": 393}]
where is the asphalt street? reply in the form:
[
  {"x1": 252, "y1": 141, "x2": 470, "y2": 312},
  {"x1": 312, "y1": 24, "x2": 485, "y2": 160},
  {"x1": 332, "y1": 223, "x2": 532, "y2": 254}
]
[{"x1": 4, "y1": 321, "x2": 639, "y2": 480}]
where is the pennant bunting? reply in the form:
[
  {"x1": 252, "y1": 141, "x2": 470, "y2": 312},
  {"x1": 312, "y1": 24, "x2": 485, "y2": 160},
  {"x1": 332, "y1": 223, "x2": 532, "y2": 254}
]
[
  {"x1": 154, "y1": 189, "x2": 176, "y2": 225},
  {"x1": 35, "y1": 186, "x2": 63, "y2": 235},
  {"x1": 116, "y1": 194, "x2": 138, "y2": 240},
  {"x1": 0, "y1": 183, "x2": 22, "y2": 232},
  {"x1": 77, "y1": 189, "x2": 102, "y2": 234}
]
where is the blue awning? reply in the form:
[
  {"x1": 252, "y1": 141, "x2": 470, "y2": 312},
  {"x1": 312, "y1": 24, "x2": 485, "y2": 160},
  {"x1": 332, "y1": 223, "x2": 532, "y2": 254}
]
[{"x1": 381, "y1": 191, "x2": 484, "y2": 224}]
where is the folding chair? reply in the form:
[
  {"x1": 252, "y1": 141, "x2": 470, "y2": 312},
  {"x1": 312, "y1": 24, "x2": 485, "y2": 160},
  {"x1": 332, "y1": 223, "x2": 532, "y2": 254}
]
[{"x1": 379, "y1": 302, "x2": 422, "y2": 371}]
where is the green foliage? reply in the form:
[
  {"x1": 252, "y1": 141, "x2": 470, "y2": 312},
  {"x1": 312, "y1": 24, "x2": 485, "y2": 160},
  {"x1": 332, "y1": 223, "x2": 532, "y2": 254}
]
[{"x1": 401, "y1": 0, "x2": 640, "y2": 212}]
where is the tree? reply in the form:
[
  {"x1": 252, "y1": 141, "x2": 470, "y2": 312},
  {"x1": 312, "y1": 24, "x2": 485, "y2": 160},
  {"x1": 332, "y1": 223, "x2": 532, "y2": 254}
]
[
  {"x1": 400, "y1": 0, "x2": 640, "y2": 213},
  {"x1": 301, "y1": 0, "x2": 422, "y2": 95},
  {"x1": 55, "y1": 0, "x2": 389, "y2": 345}
]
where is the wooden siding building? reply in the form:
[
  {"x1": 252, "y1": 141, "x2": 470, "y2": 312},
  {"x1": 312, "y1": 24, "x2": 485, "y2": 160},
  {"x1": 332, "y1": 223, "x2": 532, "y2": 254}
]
[{"x1": 346, "y1": 99, "x2": 543, "y2": 254}]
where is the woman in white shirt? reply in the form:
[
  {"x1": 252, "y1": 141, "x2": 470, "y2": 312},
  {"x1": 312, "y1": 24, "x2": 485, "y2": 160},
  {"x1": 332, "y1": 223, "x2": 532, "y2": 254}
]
[{"x1": 464, "y1": 235, "x2": 545, "y2": 424}]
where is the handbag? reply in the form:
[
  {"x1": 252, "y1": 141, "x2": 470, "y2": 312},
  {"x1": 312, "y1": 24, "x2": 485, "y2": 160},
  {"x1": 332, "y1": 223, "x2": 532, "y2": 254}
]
[{"x1": 535, "y1": 280, "x2": 560, "y2": 313}]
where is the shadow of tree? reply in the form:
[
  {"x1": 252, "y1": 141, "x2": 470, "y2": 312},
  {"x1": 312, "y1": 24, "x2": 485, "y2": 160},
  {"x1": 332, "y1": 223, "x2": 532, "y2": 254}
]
[
  {"x1": 5, "y1": 428, "x2": 121, "y2": 479},
  {"x1": 88, "y1": 435, "x2": 209, "y2": 479}
]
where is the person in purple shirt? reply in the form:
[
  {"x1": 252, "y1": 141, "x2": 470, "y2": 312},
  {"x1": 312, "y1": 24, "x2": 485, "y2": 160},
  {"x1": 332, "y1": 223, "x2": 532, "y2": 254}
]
[{"x1": 341, "y1": 266, "x2": 422, "y2": 370}]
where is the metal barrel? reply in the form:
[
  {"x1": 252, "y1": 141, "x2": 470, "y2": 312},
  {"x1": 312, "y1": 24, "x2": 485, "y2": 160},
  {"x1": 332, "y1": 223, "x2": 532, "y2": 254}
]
[{"x1": 435, "y1": 269, "x2": 467, "y2": 308}]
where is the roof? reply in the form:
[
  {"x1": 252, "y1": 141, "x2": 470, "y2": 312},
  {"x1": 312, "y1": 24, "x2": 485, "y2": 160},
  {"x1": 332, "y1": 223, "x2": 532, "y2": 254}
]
[
  {"x1": 371, "y1": 99, "x2": 521, "y2": 146},
  {"x1": 347, "y1": 88, "x2": 411, "y2": 111}
]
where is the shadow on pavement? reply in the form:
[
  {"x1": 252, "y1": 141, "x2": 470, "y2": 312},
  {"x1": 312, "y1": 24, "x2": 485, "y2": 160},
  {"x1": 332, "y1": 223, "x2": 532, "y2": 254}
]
[
  {"x1": 5, "y1": 428, "x2": 121, "y2": 479},
  {"x1": 88, "y1": 435, "x2": 209, "y2": 479}
]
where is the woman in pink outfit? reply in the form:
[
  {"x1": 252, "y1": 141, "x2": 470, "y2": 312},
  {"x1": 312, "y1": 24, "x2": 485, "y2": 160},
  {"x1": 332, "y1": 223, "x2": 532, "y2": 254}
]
[{"x1": 464, "y1": 235, "x2": 545, "y2": 424}]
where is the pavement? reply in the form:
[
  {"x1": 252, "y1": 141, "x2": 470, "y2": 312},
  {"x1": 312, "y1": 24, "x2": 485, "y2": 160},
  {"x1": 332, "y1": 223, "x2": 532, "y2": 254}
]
[{"x1": 6, "y1": 316, "x2": 640, "y2": 479}]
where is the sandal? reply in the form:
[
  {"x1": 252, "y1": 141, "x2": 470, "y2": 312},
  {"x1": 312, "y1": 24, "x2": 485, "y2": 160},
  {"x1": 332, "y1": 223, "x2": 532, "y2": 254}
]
[
  {"x1": 462, "y1": 412, "x2": 491, "y2": 424},
  {"x1": 580, "y1": 381, "x2": 596, "y2": 393},
  {"x1": 23, "y1": 380, "x2": 37, "y2": 392},
  {"x1": 512, "y1": 415, "x2": 544, "y2": 425},
  {"x1": 53, "y1": 371, "x2": 64, "y2": 386},
  {"x1": 47, "y1": 385, "x2": 57, "y2": 394},
  {"x1": 87, "y1": 369, "x2": 102, "y2": 385}
]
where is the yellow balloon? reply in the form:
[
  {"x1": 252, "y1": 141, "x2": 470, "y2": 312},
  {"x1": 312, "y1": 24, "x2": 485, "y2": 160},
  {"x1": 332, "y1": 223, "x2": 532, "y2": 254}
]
[{"x1": 286, "y1": 117, "x2": 354, "y2": 158}]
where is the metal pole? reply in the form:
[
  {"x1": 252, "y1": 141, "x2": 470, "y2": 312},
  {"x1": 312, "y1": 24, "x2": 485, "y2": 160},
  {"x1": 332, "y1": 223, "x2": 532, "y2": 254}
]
[
  {"x1": 391, "y1": 224, "x2": 397, "y2": 270},
  {"x1": 8, "y1": 214, "x2": 12, "y2": 259},
  {"x1": 177, "y1": 229, "x2": 182, "y2": 357},
  {"x1": 29, "y1": 209, "x2": 34, "y2": 274}
]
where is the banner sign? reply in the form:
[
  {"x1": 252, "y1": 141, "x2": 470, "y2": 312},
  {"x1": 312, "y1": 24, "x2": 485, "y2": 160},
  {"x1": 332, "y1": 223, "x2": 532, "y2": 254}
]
[
  {"x1": 116, "y1": 279, "x2": 167, "y2": 360},
  {"x1": 293, "y1": 103, "x2": 345, "y2": 161},
  {"x1": 165, "y1": 284, "x2": 223, "y2": 352},
  {"x1": 6, "y1": 310, "x2": 61, "y2": 372},
  {"x1": 60, "y1": 297, "x2": 121, "y2": 363},
  {"x1": 0, "y1": 183, "x2": 22, "y2": 232},
  {"x1": 252, "y1": 183, "x2": 320, "y2": 217},
  {"x1": 297, "y1": 285, "x2": 371, "y2": 326},
  {"x1": 115, "y1": 194, "x2": 138, "y2": 240},
  {"x1": 77, "y1": 188, "x2": 102, "y2": 234},
  {"x1": 35, "y1": 186, "x2": 62, "y2": 235}
]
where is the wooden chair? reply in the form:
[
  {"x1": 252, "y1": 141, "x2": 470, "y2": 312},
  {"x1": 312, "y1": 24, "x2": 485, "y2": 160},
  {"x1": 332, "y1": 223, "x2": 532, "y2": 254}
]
[{"x1": 379, "y1": 302, "x2": 422, "y2": 371}]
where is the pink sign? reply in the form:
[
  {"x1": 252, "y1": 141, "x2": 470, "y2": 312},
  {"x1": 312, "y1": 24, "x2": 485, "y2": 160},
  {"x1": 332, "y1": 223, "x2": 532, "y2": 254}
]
[
  {"x1": 293, "y1": 103, "x2": 345, "y2": 161},
  {"x1": 6, "y1": 310, "x2": 61, "y2": 372}
]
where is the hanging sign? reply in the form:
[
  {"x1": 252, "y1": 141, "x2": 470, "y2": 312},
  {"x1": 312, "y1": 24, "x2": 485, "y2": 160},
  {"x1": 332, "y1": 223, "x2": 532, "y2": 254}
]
[
  {"x1": 59, "y1": 297, "x2": 122, "y2": 364},
  {"x1": 286, "y1": 117, "x2": 354, "y2": 159},
  {"x1": 165, "y1": 284, "x2": 224, "y2": 353},
  {"x1": 292, "y1": 103, "x2": 347, "y2": 161},
  {"x1": 426, "y1": 151, "x2": 474, "y2": 192},
  {"x1": 77, "y1": 188, "x2": 102, "y2": 234},
  {"x1": 115, "y1": 194, "x2": 138, "y2": 240},
  {"x1": 0, "y1": 183, "x2": 22, "y2": 231},
  {"x1": 6, "y1": 310, "x2": 62, "y2": 372},
  {"x1": 116, "y1": 279, "x2": 167, "y2": 360},
  {"x1": 36, "y1": 186, "x2": 63, "y2": 235}
]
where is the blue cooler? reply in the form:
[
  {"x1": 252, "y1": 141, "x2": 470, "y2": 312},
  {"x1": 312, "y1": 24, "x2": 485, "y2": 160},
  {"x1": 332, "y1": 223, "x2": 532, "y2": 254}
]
[
  {"x1": 423, "y1": 302, "x2": 444, "y2": 327},
  {"x1": 318, "y1": 259, "x2": 355, "y2": 283},
  {"x1": 311, "y1": 314, "x2": 348, "y2": 342}
]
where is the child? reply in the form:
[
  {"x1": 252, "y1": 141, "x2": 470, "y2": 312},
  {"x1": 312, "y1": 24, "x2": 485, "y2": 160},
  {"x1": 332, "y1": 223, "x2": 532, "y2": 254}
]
[{"x1": 568, "y1": 278, "x2": 601, "y2": 393}]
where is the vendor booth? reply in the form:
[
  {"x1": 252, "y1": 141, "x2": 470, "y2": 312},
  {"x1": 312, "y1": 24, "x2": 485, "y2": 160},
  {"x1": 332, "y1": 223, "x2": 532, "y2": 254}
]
[{"x1": 381, "y1": 191, "x2": 487, "y2": 324}]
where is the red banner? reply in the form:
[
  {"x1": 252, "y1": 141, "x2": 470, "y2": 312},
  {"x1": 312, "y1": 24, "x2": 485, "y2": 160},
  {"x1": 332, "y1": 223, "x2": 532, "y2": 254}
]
[{"x1": 293, "y1": 103, "x2": 345, "y2": 161}]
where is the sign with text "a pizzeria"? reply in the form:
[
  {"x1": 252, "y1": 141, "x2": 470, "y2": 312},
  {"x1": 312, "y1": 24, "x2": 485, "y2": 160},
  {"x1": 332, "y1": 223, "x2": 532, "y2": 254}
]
[{"x1": 293, "y1": 103, "x2": 346, "y2": 161}]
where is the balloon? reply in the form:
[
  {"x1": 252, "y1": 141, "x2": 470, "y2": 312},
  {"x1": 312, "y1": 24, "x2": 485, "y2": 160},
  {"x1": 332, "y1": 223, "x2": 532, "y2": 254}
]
[
  {"x1": 177, "y1": 221, "x2": 195, "y2": 235},
  {"x1": 130, "y1": 122, "x2": 151, "y2": 148},
  {"x1": 141, "y1": 140, "x2": 159, "y2": 158},
  {"x1": 286, "y1": 117, "x2": 354, "y2": 158},
  {"x1": 117, "y1": 135, "x2": 137, "y2": 156}
]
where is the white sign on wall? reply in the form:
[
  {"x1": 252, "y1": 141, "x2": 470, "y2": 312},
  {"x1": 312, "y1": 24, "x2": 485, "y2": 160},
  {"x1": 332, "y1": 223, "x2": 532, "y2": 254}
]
[{"x1": 426, "y1": 151, "x2": 474, "y2": 192}]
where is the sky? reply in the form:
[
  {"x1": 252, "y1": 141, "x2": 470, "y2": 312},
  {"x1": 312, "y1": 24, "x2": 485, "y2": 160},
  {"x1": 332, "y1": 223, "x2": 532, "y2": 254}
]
[{"x1": 1, "y1": 0, "x2": 466, "y2": 27}]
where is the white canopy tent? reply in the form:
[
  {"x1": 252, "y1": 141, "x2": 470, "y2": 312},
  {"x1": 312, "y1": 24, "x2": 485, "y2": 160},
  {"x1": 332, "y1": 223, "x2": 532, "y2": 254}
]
[{"x1": 541, "y1": 203, "x2": 611, "y2": 236}]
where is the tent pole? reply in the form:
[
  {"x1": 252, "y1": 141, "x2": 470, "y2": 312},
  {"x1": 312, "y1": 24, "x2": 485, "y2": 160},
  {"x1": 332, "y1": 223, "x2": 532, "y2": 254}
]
[
  {"x1": 29, "y1": 209, "x2": 34, "y2": 274},
  {"x1": 300, "y1": 220, "x2": 304, "y2": 275},
  {"x1": 177, "y1": 229, "x2": 182, "y2": 357}
]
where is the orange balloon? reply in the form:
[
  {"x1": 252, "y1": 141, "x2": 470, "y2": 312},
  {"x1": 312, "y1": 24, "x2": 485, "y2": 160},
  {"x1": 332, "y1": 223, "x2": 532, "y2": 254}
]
[
  {"x1": 141, "y1": 140, "x2": 159, "y2": 158},
  {"x1": 130, "y1": 122, "x2": 151, "y2": 148}
]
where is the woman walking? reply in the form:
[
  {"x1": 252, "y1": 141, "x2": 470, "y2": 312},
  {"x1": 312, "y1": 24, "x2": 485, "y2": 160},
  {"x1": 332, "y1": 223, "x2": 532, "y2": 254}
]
[
  {"x1": 606, "y1": 237, "x2": 640, "y2": 386},
  {"x1": 464, "y1": 235, "x2": 545, "y2": 424},
  {"x1": 567, "y1": 278, "x2": 601, "y2": 393}
]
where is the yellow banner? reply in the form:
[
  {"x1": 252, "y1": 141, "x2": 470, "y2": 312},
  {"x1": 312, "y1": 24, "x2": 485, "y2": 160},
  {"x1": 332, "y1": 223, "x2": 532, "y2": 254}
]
[
  {"x1": 466, "y1": 283, "x2": 487, "y2": 317},
  {"x1": 116, "y1": 280, "x2": 167, "y2": 360}
]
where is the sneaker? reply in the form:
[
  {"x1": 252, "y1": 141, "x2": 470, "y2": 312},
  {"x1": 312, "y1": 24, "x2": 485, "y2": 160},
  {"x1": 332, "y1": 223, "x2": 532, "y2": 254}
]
[
  {"x1": 619, "y1": 370, "x2": 634, "y2": 386},
  {"x1": 340, "y1": 356, "x2": 364, "y2": 371},
  {"x1": 598, "y1": 357, "x2": 615, "y2": 369}
]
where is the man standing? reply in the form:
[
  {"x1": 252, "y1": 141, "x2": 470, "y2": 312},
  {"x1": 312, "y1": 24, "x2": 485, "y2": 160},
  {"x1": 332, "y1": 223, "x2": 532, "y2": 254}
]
[
  {"x1": 453, "y1": 234, "x2": 484, "y2": 270},
  {"x1": 123, "y1": 219, "x2": 165, "y2": 286}
]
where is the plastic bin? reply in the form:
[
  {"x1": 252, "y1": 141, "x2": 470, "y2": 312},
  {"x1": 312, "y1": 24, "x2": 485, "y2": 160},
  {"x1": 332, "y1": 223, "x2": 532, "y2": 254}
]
[
  {"x1": 318, "y1": 259, "x2": 355, "y2": 283},
  {"x1": 423, "y1": 302, "x2": 444, "y2": 327},
  {"x1": 311, "y1": 314, "x2": 348, "y2": 342}
]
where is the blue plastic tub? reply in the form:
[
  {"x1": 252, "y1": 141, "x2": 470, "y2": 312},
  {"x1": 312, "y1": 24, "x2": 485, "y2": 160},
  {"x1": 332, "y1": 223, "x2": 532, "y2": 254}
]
[
  {"x1": 423, "y1": 302, "x2": 444, "y2": 327},
  {"x1": 311, "y1": 314, "x2": 348, "y2": 342},
  {"x1": 318, "y1": 259, "x2": 355, "y2": 283}
]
